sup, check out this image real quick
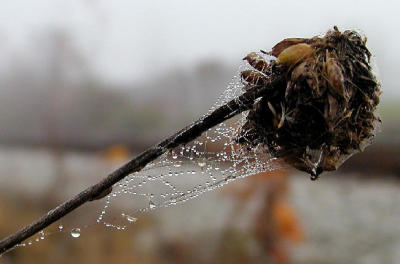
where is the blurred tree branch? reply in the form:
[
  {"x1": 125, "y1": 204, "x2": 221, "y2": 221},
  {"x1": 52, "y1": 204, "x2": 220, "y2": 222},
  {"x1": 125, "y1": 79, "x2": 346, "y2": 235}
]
[{"x1": 0, "y1": 76, "x2": 283, "y2": 254}]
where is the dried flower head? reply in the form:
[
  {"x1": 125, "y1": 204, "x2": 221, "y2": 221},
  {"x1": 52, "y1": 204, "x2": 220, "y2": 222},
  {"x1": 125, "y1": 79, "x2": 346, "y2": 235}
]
[{"x1": 237, "y1": 27, "x2": 381, "y2": 180}]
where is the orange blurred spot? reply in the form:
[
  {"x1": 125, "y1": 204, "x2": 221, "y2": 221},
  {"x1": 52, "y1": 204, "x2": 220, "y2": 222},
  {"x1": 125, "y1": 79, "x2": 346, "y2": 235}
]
[
  {"x1": 102, "y1": 145, "x2": 131, "y2": 162},
  {"x1": 272, "y1": 200, "x2": 304, "y2": 243},
  {"x1": 252, "y1": 168, "x2": 288, "y2": 182}
]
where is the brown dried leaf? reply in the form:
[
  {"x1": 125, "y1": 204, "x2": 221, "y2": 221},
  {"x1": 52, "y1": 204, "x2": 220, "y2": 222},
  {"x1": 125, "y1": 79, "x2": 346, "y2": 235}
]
[
  {"x1": 244, "y1": 52, "x2": 270, "y2": 73},
  {"x1": 270, "y1": 38, "x2": 308, "y2": 57},
  {"x1": 325, "y1": 51, "x2": 349, "y2": 101},
  {"x1": 277, "y1": 44, "x2": 314, "y2": 67}
]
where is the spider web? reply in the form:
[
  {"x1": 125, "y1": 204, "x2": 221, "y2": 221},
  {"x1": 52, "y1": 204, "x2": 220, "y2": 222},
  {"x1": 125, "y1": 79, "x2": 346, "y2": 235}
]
[
  {"x1": 11, "y1": 53, "x2": 281, "y2": 249},
  {"x1": 96, "y1": 52, "x2": 281, "y2": 229}
]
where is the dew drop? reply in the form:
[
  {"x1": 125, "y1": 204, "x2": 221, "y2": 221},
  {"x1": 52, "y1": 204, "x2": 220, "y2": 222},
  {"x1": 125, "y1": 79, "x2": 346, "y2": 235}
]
[
  {"x1": 172, "y1": 155, "x2": 178, "y2": 159},
  {"x1": 149, "y1": 200, "x2": 156, "y2": 209},
  {"x1": 197, "y1": 161, "x2": 206, "y2": 169},
  {"x1": 70, "y1": 228, "x2": 81, "y2": 238},
  {"x1": 126, "y1": 215, "x2": 138, "y2": 223}
]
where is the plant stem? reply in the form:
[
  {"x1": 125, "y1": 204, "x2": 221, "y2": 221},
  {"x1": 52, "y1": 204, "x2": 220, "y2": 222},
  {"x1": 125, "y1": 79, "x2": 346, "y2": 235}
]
[{"x1": 0, "y1": 77, "x2": 282, "y2": 254}]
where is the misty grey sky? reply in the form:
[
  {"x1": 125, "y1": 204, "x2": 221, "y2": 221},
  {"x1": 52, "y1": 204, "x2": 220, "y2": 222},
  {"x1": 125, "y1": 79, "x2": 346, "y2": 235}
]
[{"x1": 1, "y1": 0, "x2": 399, "y2": 98}]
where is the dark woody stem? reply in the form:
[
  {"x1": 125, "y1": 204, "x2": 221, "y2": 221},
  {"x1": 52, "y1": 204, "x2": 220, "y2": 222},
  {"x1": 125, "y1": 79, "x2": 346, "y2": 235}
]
[{"x1": 0, "y1": 76, "x2": 283, "y2": 255}]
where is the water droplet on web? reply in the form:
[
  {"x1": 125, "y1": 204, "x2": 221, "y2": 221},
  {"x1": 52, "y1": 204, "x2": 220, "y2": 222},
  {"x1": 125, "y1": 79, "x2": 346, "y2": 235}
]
[
  {"x1": 197, "y1": 161, "x2": 206, "y2": 169},
  {"x1": 172, "y1": 155, "x2": 178, "y2": 159},
  {"x1": 70, "y1": 228, "x2": 81, "y2": 238},
  {"x1": 149, "y1": 200, "x2": 156, "y2": 209},
  {"x1": 126, "y1": 215, "x2": 138, "y2": 223},
  {"x1": 38, "y1": 230, "x2": 45, "y2": 240},
  {"x1": 58, "y1": 225, "x2": 64, "y2": 231}
]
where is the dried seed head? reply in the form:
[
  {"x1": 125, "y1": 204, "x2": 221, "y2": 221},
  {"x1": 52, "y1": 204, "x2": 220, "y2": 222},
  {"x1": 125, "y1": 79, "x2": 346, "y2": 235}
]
[{"x1": 236, "y1": 27, "x2": 381, "y2": 179}]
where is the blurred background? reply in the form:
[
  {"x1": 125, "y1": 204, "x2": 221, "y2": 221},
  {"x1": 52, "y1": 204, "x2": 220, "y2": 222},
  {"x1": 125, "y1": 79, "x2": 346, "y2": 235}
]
[{"x1": 0, "y1": 1, "x2": 399, "y2": 263}]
